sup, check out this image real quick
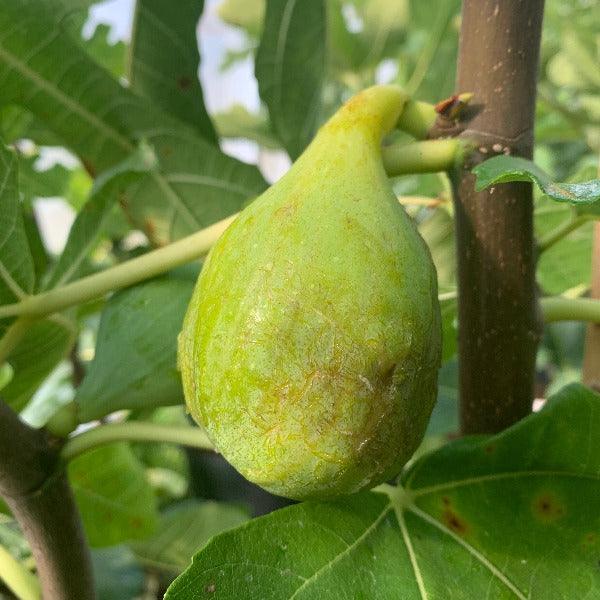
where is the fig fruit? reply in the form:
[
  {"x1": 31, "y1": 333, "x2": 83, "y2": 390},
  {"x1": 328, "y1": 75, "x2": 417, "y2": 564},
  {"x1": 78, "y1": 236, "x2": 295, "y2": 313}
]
[{"x1": 179, "y1": 85, "x2": 441, "y2": 500}]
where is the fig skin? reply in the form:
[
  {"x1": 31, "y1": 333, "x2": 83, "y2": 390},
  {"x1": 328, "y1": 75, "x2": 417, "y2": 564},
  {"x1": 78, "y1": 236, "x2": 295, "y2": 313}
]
[{"x1": 179, "y1": 85, "x2": 441, "y2": 500}]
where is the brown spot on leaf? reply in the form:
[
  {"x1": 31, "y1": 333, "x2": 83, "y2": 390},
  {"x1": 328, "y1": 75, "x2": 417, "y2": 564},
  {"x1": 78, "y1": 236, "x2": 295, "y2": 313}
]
[
  {"x1": 532, "y1": 492, "x2": 566, "y2": 523},
  {"x1": 442, "y1": 507, "x2": 470, "y2": 536},
  {"x1": 583, "y1": 532, "x2": 598, "y2": 547},
  {"x1": 441, "y1": 496, "x2": 451, "y2": 506},
  {"x1": 178, "y1": 75, "x2": 192, "y2": 90},
  {"x1": 205, "y1": 583, "x2": 216, "y2": 593}
]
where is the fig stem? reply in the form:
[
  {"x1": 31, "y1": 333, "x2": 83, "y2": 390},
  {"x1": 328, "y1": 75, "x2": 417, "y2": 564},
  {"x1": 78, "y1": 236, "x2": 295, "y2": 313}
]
[
  {"x1": 537, "y1": 213, "x2": 595, "y2": 254},
  {"x1": 0, "y1": 140, "x2": 466, "y2": 322},
  {"x1": 540, "y1": 297, "x2": 600, "y2": 324},
  {"x1": 60, "y1": 421, "x2": 214, "y2": 462},
  {"x1": 0, "y1": 545, "x2": 41, "y2": 600},
  {"x1": 396, "y1": 99, "x2": 438, "y2": 139},
  {"x1": 382, "y1": 139, "x2": 467, "y2": 176}
]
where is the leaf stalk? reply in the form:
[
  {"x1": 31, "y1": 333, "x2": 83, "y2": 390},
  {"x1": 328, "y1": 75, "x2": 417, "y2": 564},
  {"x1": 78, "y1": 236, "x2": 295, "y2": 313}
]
[{"x1": 61, "y1": 422, "x2": 214, "y2": 462}]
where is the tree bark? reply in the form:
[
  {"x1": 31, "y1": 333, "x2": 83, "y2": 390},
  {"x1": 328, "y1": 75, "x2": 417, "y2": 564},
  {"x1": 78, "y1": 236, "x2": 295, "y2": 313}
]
[
  {"x1": 452, "y1": 0, "x2": 545, "y2": 433},
  {"x1": 0, "y1": 401, "x2": 95, "y2": 599},
  {"x1": 583, "y1": 223, "x2": 600, "y2": 391}
]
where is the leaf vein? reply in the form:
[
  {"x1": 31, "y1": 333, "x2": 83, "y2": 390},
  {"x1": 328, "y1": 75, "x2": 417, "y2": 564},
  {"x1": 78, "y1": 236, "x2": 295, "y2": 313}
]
[
  {"x1": 409, "y1": 505, "x2": 527, "y2": 600},
  {"x1": 410, "y1": 469, "x2": 600, "y2": 497},
  {"x1": 288, "y1": 504, "x2": 392, "y2": 598}
]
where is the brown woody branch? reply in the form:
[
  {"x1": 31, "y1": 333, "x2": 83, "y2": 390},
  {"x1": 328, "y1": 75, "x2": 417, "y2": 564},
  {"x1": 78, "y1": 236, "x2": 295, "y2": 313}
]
[{"x1": 0, "y1": 401, "x2": 94, "y2": 599}]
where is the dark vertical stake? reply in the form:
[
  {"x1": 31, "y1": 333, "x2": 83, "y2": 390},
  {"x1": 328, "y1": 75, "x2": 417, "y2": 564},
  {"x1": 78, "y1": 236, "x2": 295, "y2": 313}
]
[{"x1": 452, "y1": 0, "x2": 545, "y2": 433}]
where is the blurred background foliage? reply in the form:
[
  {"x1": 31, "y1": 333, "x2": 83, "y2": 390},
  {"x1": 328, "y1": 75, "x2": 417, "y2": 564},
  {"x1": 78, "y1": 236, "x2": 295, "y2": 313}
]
[{"x1": 0, "y1": 0, "x2": 598, "y2": 597}]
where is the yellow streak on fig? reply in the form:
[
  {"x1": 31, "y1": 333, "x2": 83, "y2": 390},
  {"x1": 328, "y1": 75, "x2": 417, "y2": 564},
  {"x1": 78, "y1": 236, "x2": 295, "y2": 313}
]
[{"x1": 178, "y1": 85, "x2": 442, "y2": 500}]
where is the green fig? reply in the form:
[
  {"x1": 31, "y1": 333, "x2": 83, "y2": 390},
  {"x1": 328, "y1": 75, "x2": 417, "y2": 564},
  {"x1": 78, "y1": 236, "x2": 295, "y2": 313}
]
[{"x1": 179, "y1": 85, "x2": 441, "y2": 500}]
